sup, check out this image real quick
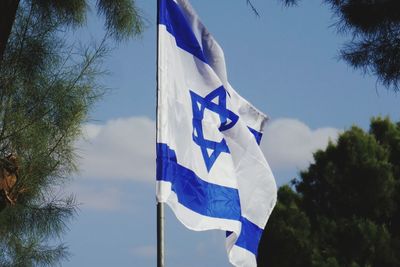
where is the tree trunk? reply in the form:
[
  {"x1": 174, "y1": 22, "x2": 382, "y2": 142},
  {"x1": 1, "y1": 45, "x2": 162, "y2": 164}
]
[{"x1": 0, "y1": 0, "x2": 20, "y2": 64}]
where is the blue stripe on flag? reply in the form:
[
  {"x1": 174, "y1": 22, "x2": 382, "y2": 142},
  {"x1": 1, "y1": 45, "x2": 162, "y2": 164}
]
[
  {"x1": 236, "y1": 217, "x2": 264, "y2": 255},
  {"x1": 226, "y1": 217, "x2": 263, "y2": 256},
  {"x1": 159, "y1": 0, "x2": 207, "y2": 63},
  {"x1": 157, "y1": 143, "x2": 264, "y2": 255},
  {"x1": 157, "y1": 143, "x2": 241, "y2": 220}
]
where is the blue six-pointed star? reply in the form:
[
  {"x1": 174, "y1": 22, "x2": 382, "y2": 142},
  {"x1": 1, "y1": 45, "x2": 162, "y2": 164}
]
[{"x1": 190, "y1": 86, "x2": 239, "y2": 172}]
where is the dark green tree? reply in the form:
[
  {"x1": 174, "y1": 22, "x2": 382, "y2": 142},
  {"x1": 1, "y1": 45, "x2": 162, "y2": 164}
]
[
  {"x1": 0, "y1": 0, "x2": 143, "y2": 63},
  {"x1": 0, "y1": 0, "x2": 143, "y2": 266},
  {"x1": 258, "y1": 117, "x2": 400, "y2": 267},
  {"x1": 278, "y1": 0, "x2": 400, "y2": 91},
  {"x1": 258, "y1": 186, "x2": 313, "y2": 267}
]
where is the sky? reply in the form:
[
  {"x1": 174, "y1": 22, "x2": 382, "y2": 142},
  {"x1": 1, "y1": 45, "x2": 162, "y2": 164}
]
[{"x1": 62, "y1": 0, "x2": 399, "y2": 266}]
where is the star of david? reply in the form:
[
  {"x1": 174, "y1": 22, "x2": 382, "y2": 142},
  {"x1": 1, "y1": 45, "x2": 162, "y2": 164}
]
[{"x1": 190, "y1": 86, "x2": 239, "y2": 172}]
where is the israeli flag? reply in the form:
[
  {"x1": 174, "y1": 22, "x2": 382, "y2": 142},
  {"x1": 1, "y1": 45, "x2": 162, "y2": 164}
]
[{"x1": 156, "y1": 0, "x2": 277, "y2": 266}]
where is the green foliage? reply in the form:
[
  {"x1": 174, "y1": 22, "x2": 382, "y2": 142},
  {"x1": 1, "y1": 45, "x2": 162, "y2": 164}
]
[
  {"x1": 0, "y1": 0, "x2": 144, "y2": 264},
  {"x1": 97, "y1": 0, "x2": 143, "y2": 40},
  {"x1": 299, "y1": 126, "x2": 395, "y2": 222},
  {"x1": 258, "y1": 117, "x2": 400, "y2": 267},
  {"x1": 258, "y1": 186, "x2": 312, "y2": 267},
  {"x1": 278, "y1": 0, "x2": 400, "y2": 91},
  {"x1": 0, "y1": 0, "x2": 111, "y2": 265},
  {"x1": 30, "y1": 0, "x2": 144, "y2": 39},
  {"x1": 31, "y1": 0, "x2": 87, "y2": 26}
]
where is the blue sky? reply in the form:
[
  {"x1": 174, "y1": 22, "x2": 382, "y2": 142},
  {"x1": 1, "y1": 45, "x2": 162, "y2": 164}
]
[{"x1": 62, "y1": 1, "x2": 399, "y2": 267}]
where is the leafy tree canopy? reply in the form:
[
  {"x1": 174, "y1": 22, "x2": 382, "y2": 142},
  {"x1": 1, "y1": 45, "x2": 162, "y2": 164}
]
[
  {"x1": 258, "y1": 117, "x2": 400, "y2": 267},
  {"x1": 0, "y1": 0, "x2": 143, "y2": 266},
  {"x1": 0, "y1": 0, "x2": 144, "y2": 62},
  {"x1": 278, "y1": 0, "x2": 400, "y2": 91}
]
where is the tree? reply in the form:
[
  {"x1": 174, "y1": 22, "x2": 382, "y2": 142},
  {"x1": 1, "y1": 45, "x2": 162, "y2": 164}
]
[
  {"x1": 0, "y1": 0, "x2": 143, "y2": 63},
  {"x1": 258, "y1": 117, "x2": 400, "y2": 267},
  {"x1": 278, "y1": 0, "x2": 400, "y2": 91},
  {"x1": 0, "y1": 0, "x2": 143, "y2": 265},
  {"x1": 257, "y1": 186, "x2": 313, "y2": 267}
]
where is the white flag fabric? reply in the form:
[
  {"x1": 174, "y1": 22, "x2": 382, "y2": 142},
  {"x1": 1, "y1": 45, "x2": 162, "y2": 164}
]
[{"x1": 156, "y1": 0, "x2": 277, "y2": 266}]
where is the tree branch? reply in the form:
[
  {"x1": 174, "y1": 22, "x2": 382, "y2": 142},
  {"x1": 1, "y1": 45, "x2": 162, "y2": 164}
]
[
  {"x1": 246, "y1": 0, "x2": 260, "y2": 17},
  {"x1": 0, "y1": 0, "x2": 20, "y2": 64}
]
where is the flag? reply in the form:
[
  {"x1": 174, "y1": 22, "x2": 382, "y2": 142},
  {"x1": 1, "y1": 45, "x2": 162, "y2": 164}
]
[{"x1": 156, "y1": 0, "x2": 277, "y2": 266}]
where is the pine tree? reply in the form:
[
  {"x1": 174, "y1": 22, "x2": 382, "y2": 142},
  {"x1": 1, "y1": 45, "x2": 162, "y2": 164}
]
[
  {"x1": 279, "y1": 0, "x2": 400, "y2": 91},
  {"x1": 0, "y1": 1, "x2": 143, "y2": 265},
  {"x1": 0, "y1": 0, "x2": 143, "y2": 63}
]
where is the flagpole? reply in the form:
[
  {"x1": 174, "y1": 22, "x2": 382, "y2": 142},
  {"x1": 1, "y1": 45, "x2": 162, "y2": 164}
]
[
  {"x1": 156, "y1": 0, "x2": 165, "y2": 267},
  {"x1": 157, "y1": 202, "x2": 165, "y2": 267}
]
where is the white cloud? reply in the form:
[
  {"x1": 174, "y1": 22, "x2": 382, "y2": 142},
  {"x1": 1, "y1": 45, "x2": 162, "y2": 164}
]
[
  {"x1": 70, "y1": 117, "x2": 341, "y2": 210},
  {"x1": 76, "y1": 117, "x2": 155, "y2": 182},
  {"x1": 68, "y1": 183, "x2": 125, "y2": 211},
  {"x1": 75, "y1": 116, "x2": 340, "y2": 184},
  {"x1": 261, "y1": 118, "x2": 341, "y2": 171},
  {"x1": 66, "y1": 178, "x2": 155, "y2": 212}
]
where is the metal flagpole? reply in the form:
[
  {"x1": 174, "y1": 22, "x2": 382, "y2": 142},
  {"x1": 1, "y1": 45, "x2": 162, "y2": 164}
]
[
  {"x1": 157, "y1": 202, "x2": 165, "y2": 267},
  {"x1": 156, "y1": 0, "x2": 165, "y2": 267}
]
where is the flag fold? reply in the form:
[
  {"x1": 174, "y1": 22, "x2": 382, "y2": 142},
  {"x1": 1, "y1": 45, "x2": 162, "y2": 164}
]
[{"x1": 156, "y1": 0, "x2": 277, "y2": 266}]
